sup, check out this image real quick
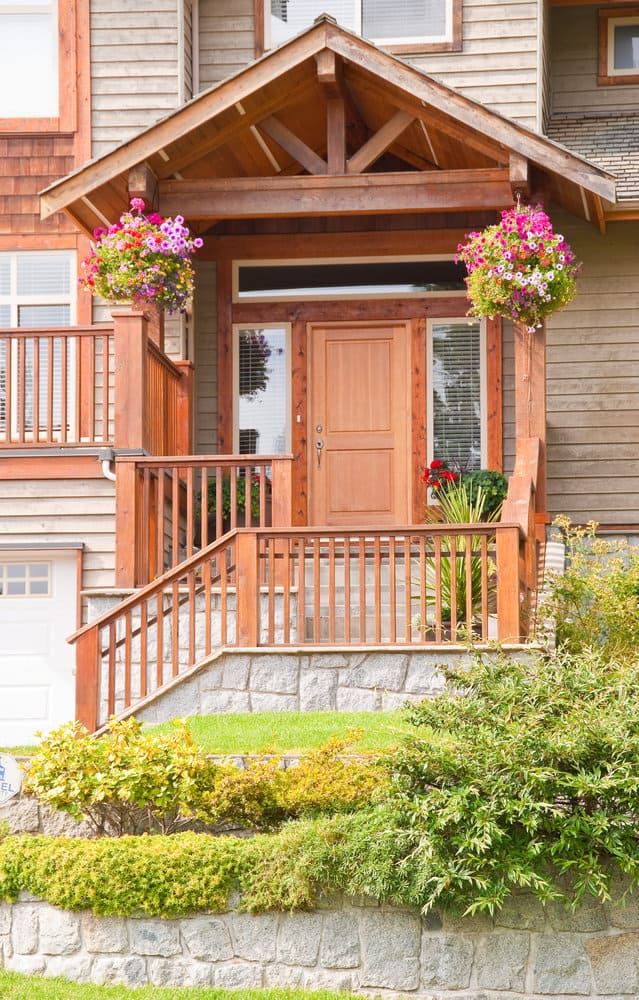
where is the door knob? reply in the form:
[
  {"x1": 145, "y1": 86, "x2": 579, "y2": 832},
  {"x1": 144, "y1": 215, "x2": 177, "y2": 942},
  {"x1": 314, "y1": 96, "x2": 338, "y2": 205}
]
[{"x1": 315, "y1": 439, "x2": 324, "y2": 469}]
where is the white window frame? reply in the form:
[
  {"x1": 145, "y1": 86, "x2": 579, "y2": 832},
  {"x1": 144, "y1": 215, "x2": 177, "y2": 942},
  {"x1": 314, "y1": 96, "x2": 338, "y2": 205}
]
[
  {"x1": 426, "y1": 317, "x2": 487, "y2": 471},
  {"x1": 0, "y1": 250, "x2": 77, "y2": 441},
  {"x1": 265, "y1": 0, "x2": 455, "y2": 49},
  {"x1": 232, "y1": 323, "x2": 292, "y2": 455},
  {"x1": 0, "y1": 560, "x2": 51, "y2": 599},
  {"x1": 0, "y1": 0, "x2": 59, "y2": 120}
]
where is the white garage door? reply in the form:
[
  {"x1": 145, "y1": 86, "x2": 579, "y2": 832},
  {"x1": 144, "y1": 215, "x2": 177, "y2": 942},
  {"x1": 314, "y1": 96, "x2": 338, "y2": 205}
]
[{"x1": 0, "y1": 551, "x2": 77, "y2": 746}]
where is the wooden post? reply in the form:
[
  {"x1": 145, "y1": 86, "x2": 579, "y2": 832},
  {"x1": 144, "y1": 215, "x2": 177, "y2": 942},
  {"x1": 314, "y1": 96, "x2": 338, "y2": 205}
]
[
  {"x1": 113, "y1": 308, "x2": 149, "y2": 451},
  {"x1": 236, "y1": 531, "x2": 259, "y2": 646},
  {"x1": 75, "y1": 627, "x2": 99, "y2": 733},
  {"x1": 115, "y1": 458, "x2": 139, "y2": 587},
  {"x1": 514, "y1": 321, "x2": 547, "y2": 512},
  {"x1": 174, "y1": 360, "x2": 194, "y2": 455},
  {"x1": 496, "y1": 525, "x2": 522, "y2": 643},
  {"x1": 270, "y1": 458, "x2": 293, "y2": 587}
]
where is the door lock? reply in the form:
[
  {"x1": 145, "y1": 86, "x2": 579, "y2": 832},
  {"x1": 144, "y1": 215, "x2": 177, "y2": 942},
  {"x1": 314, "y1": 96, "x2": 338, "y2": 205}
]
[{"x1": 315, "y1": 439, "x2": 324, "y2": 469}]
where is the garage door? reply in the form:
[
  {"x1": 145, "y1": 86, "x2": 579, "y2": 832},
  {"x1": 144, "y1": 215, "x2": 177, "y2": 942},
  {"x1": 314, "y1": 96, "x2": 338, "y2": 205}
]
[{"x1": 0, "y1": 551, "x2": 77, "y2": 746}]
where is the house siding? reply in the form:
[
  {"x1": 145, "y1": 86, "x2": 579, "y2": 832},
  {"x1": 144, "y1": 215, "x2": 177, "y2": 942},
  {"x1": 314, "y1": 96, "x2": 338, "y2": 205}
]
[
  {"x1": 90, "y1": 0, "x2": 184, "y2": 157},
  {"x1": 194, "y1": 259, "x2": 218, "y2": 454},
  {"x1": 0, "y1": 478, "x2": 116, "y2": 593},
  {"x1": 410, "y1": 0, "x2": 540, "y2": 128},
  {"x1": 550, "y1": 5, "x2": 639, "y2": 115},
  {"x1": 197, "y1": 0, "x2": 255, "y2": 91},
  {"x1": 546, "y1": 215, "x2": 639, "y2": 524}
]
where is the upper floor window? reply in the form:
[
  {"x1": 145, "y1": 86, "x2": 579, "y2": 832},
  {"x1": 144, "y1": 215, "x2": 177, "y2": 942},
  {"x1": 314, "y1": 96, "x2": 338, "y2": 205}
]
[
  {"x1": 0, "y1": 251, "x2": 74, "y2": 328},
  {"x1": 0, "y1": 1, "x2": 58, "y2": 118},
  {"x1": 266, "y1": 0, "x2": 461, "y2": 53},
  {"x1": 598, "y1": 7, "x2": 639, "y2": 86}
]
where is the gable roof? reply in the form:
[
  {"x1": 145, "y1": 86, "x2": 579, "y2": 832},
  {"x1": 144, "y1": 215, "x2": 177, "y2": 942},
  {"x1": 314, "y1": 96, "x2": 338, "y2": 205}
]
[{"x1": 41, "y1": 17, "x2": 616, "y2": 234}]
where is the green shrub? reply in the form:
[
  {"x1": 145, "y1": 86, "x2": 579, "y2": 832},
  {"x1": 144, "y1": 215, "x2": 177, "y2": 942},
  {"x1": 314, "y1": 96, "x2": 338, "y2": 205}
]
[
  {"x1": 380, "y1": 646, "x2": 639, "y2": 914},
  {"x1": 23, "y1": 718, "x2": 217, "y2": 836},
  {"x1": 458, "y1": 469, "x2": 508, "y2": 519},
  {"x1": 24, "y1": 721, "x2": 384, "y2": 837},
  {"x1": 197, "y1": 735, "x2": 387, "y2": 831},
  {"x1": 540, "y1": 516, "x2": 639, "y2": 659}
]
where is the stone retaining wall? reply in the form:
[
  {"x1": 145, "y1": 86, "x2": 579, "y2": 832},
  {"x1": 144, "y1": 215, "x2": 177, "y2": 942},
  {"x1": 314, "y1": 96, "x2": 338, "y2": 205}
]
[
  {"x1": 2, "y1": 889, "x2": 639, "y2": 997},
  {"x1": 132, "y1": 647, "x2": 530, "y2": 725}
]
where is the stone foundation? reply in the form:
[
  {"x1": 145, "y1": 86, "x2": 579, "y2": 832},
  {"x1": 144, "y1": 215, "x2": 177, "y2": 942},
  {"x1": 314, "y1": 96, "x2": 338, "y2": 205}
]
[
  {"x1": 132, "y1": 647, "x2": 531, "y2": 725},
  {"x1": 2, "y1": 890, "x2": 639, "y2": 996}
]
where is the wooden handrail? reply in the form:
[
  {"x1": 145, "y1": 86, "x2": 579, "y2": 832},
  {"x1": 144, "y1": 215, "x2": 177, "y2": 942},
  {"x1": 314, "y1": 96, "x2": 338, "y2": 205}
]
[{"x1": 73, "y1": 521, "x2": 524, "y2": 732}]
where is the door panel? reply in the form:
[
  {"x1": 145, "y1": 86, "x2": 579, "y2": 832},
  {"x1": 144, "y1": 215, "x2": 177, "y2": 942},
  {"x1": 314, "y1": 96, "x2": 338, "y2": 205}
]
[{"x1": 308, "y1": 321, "x2": 410, "y2": 526}]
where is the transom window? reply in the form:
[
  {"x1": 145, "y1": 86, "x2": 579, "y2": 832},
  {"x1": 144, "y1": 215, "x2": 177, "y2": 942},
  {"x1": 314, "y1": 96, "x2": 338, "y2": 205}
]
[
  {"x1": 598, "y1": 7, "x2": 639, "y2": 85},
  {"x1": 0, "y1": 562, "x2": 50, "y2": 597},
  {"x1": 427, "y1": 318, "x2": 486, "y2": 471},
  {"x1": 0, "y1": 1, "x2": 58, "y2": 118},
  {"x1": 267, "y1": 0, "x2": 459, "y2": 51}
]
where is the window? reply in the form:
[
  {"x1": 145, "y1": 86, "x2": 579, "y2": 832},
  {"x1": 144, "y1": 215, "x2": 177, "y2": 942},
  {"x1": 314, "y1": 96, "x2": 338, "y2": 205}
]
[
  {"x1": 0, "y1": 0, "x2": 76, "y2": 130},
  {"x1": 266, "y1": 0, "x2": 460, "y2": 52},
  {"x1": 427, "y1": 319, "x2": 486, "y2": 470},
  {"x1": 233, "y1": 326, "x2": 291, "y2": 454},
  {"x1": 234, "y1": 258, "x2": 466, "y2": 302},
  {"x1": 0, "y1": 251, "x2": 76, "y2": 438},
  {"x1": 598, "y1": 8, "x2": 639, "y2": 85},
  {"x1": 0, "y1": 562, "x2": 50, "y2": 597}
]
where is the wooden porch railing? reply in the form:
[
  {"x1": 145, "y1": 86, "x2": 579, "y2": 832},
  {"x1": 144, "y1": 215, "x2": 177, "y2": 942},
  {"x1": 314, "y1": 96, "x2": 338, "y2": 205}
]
[
  {"x1": 0, "y1": 310, "x2": 193, "y2": 455},
  {"x1": 0, "y1": 326, "x2": 113, "y2": 446},
  {"x1": 72, "y1": 521, "x2": 525, "y2": 732},
  {"x1": 114, "y1": 455, "x2": 294, "y2": 587}
]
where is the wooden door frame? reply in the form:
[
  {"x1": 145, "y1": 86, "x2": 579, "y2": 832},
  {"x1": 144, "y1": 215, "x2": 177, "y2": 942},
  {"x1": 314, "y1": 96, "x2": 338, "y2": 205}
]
[{"x1": 224, "y1": 295, "x2": 502, "y2": 526}]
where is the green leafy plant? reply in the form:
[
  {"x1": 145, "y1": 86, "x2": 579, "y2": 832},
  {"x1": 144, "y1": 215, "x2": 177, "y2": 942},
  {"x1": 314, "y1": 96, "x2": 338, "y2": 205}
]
[
  {"x1": 423, "y1": 460, "x2": 508, "y2": 521},
  {"x1": 205, "y1": 473, "x2": 264, "y2": 521},
  {"x1": 380, "y1": 646, "x2": 639, "y2": 914},
  {"x1": 417, "y1": 479, "x2": 499, "y2": 630},
  {"x1": 539, "y1": 515, "x2": 639, "y2": 659},
  {"x1": 23, "y1": 717, "x2": 216, "y2": 837}
]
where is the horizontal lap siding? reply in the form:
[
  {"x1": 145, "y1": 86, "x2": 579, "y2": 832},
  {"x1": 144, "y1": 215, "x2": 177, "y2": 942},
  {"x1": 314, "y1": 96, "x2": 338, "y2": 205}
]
[
  {"x1": 198, "y1": 0, "x2": 255, "y2": 90},
  {"x1": 404, "y1": 0, "x2": 540, "y2": 128},
  {"x1": 551, "y1": 6, "x2": 639, "y2": 115},
  {"x1": 0, "y1": 479, "x2": 116, "y2": 594},
  {"x1": 91, "y1": 0, "x2": 182, "y2": 157},
  {"x1": 546, "y1": 215, "x2": 639, "y2": 523},
  {"x1": 194, "y1": 260, "x2": 218, "y2": 454}
]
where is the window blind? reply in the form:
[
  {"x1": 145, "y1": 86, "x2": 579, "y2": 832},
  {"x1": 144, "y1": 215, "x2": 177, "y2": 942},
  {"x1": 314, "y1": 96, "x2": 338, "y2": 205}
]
[
  {"x1": 363, "y1": 0, "x2": 446, "y2": 38},
  {"x1": 237, "y1": 327, "x2": 288, "y2": 455},
  {"x1": 431, "y1": 321, "x2": 482, "y2": 470},
  {"x1": 0, "y1": 1, "x2": 58, "y2": 118}
]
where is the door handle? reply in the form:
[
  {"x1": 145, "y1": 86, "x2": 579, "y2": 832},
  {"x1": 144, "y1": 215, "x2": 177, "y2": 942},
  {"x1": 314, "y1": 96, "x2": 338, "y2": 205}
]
[{"x1": 315, "y1": 439, "x2": 324, "y2": 469}]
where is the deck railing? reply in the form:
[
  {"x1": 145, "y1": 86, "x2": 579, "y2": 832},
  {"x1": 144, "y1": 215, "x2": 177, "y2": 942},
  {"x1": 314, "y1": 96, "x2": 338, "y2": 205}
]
[
  {"x1": 72, "y1": 521, "x2": 524, "y2": 732},
  {"x1": 0, "y1": 326, "x2": 113, "y2": 446},
  {"x1": 0, "y1": 311, "x2": 193, "y2": 456},
  {"x1": 114, "y1": 455, "x2": 294, "y2": 587}
]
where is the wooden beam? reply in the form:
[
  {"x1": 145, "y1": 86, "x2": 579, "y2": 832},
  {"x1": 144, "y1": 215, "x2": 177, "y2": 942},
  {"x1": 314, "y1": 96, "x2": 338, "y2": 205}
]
[
  {"x1": 257, "y1": 115, "x2": 328, "y2": 175},
  {"x1": 128, "y1": 162, "x2": 159, "y2": 211},
  {"x1": 347, "y1": 110, "x2": 414, "y2": 174},
  {"x1": 509, "y1": 152, "x2": 530, "y2": 201},
  {"x1": 160, "y1": 169, "x2": 512, "y2": 219},
  {"x1": 205, "y1": 228, "x2": 468, "y2": 260},
  {"x1": 315, "y1": 48, "x2": 342, "y2": 98},
  {"x1": 327, "y1": 97, "x2": 346, "y2": 174}
]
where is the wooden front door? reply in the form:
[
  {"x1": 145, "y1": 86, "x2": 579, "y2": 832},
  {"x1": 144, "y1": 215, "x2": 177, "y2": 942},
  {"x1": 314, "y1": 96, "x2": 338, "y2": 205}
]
[{"x1": 308, "y1": 320, "x2": 410, "y2": 526}]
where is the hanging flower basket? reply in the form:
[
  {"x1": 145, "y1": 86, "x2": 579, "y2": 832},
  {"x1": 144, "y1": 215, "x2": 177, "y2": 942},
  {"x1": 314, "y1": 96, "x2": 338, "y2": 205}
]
[
  {"x1": 79, "y1": 199, "x2": 203, "y2": 314},
  {"x1": 455, "y1": 204, "x2": 581, "y2": 331}
]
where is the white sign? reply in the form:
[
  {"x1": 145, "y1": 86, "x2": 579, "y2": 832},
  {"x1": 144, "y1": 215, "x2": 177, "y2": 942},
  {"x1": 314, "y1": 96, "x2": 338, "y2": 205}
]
[{"x1": 0, "y1": 753, "x2": 22, "y2": 804}]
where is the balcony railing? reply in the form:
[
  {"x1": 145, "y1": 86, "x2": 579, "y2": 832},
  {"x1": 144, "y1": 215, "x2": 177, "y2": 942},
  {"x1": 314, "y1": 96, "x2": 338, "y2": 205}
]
[{"x1": 0, "y1": 311, "x2": 192, "y2": 456}]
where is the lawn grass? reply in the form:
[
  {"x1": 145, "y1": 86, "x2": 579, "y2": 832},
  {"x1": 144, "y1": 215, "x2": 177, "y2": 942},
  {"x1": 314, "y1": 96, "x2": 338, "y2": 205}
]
[
  {"x1": 0, "y1": 970, "x2": 364, "y2": 1000},
  {"x1": 173, "y1": 710, "x2": 407, "y2": 754},
  {"x1": 1, "y1": 710, "x2": 410, "y2": 757}
]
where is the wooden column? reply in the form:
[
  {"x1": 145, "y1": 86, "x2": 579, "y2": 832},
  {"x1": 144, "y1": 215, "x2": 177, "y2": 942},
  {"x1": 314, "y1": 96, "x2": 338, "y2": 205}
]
[
  {"x1": 115, "y1": 458, "x2": 140, "y2": 587},
  {"x1": 513, "y1": 321, "x2": 547, "y2": 512},
  {"x1": 496, "y1": 525, "x2": 522, "y2": 643},
  {"x1": 174, "y1": 360, "x2": 194, "y2": 455},
  {"x1": 236, "y1": 531, "x2": 259, "y2": 646},
  {"x1": 113, "y1": 308, "x2": 149, "y2": 452},
  {"x1": 216, "y1": 258, "x2": 233, "y2": 453},
  {"x1": 75, "y1": 627, "x2": 99, "y2": 732}
]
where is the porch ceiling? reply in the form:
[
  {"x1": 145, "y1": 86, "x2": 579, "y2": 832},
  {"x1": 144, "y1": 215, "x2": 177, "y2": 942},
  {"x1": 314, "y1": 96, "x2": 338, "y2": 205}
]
[{"x1": 40, "y1": 17, "x2": 616, "y2": 235}]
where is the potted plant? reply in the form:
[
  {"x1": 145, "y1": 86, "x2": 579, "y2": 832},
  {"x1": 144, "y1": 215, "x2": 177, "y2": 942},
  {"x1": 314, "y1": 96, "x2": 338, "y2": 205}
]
[
  {"x1": 416, "y1": 465, "x2": 503, "y2": 638},
  {"x1": 78, "y1": 198, "x2": 203, "y2": 313},
  {"x1": 455, "y1": 202, "x2": 581, "y2": 331},
  {"x1": 194, "y1": 471, "x2": 270, "y2": 545}
]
